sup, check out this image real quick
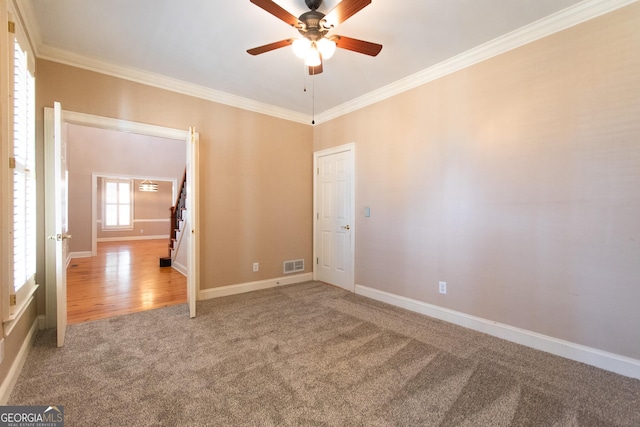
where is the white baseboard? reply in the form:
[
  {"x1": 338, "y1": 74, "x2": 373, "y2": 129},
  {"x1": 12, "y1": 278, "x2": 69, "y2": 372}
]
[
  {"x1": 172, "y1": 261, "x2": 187, "y2": 277},
  {"x1": 0, "y1": 315, "x2": 40, "y2": 404},
  {"x1": 355, "y1": 284, "x2": 640, "y2": 380},
  {"x1": 69, "y1": 251, "x2": 93, "y2": 259},
  {"x1": 198, "y1": 273, "x2": 313, "y2": 301},
  {"x1": 37, "y1": 315, "x2": 47, "y2": 331},
  {"x1": 97, "y1": 235, "x2": 169, "y2": 242}
]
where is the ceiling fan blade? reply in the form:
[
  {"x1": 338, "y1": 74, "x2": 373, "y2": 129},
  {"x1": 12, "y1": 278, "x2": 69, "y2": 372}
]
[
  {"x1": 323, "y1": 0, "x2": 371, "y2": 28},
  {"x1": 247, "y1": 39, "x2": 294, "y2": 55},
  {"x1": 333, "y1": 35, "x2": 382, "y2": 56},
  {"x1": 250, "y1": 0, "x2": 301, "y2": 27},
  {"x1": 309, "y1": 60, "x2": 323, "y2": 75}
]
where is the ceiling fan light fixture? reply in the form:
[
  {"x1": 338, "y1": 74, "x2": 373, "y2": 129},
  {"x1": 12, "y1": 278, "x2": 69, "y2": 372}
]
[
  {"x1": 248, "y1": 0, "x2": 382, "y2": 75},
  {"x1": 292, "y1": 37, "x2": 311, "y2": 59},
  {"x1": 305, "y1": 46, "x2": 322, "y2": 67},
  {"x1": 316, "y1": 37, "x2": 336, "y2": 59}
]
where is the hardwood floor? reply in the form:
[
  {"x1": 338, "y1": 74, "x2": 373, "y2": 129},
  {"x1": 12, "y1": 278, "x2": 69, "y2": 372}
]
[{"x1": 67, "y1": 240, "x2": 187, "y2": 324}]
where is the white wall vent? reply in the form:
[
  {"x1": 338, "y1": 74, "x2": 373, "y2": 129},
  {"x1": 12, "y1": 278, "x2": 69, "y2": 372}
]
[{"x1": 283, "y1": 259, "x2": 304, "y2": 274}]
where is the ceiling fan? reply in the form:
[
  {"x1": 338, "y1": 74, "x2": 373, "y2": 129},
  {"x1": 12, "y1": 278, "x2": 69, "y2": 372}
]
[{"x1": 247, "y1": 0, "x2": 382, "y2": 75}]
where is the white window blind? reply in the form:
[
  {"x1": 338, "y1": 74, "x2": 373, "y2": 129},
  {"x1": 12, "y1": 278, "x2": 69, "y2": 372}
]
[
  {"x1": 12, "y1": 34, "x2": 36, "y2": 298},
  {"x1": 103, "y1": 178, "x2": 133, "y2": 229}
]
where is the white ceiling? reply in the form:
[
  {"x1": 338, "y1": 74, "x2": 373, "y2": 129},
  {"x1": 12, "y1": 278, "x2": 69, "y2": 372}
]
[{"x1": 25, "y1": 0, "x2": 601, "y2": 119}]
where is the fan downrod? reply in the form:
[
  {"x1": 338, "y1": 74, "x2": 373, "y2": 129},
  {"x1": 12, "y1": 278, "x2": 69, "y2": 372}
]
[{"x1": 305, "y1": 0, "x2": 322, "y2": 11}]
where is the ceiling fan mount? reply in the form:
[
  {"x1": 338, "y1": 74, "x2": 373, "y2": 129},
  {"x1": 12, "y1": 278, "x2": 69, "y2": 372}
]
[
  {"x1": 297, "y1": 10, "x2": 328, "y2": 41},
  {"x1": 247, "y1": 0, "x2": 382, "y2": 75},
  {"x1": 304, "y1": 0, "x2": 323, "y2": 11}
]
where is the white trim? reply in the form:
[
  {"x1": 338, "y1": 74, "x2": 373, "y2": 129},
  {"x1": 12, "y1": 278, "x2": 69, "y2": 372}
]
[
  {"x1": 16, "y1": 0, "x2": 635, "y2": 125},
  {"x1": 355, "y1": 284, "x2": 640, "y2": 380},
  {"x1": 198, "y1": 273, "x2": 313, "y2": 301},
  {"x1": 97, "y1": 235, "x2": 168, "y2": 243},
  {"x1": 313, "y1": 143, "x2": 356, "y2": 292},
  {"x1": 315, "y1": 0, "x2": 639, "y2": 122},
  {"x1": 92, "y1": 174, "x2": 97, "y2": 256},
  {"x1": 185, "y1": 128, "x2": 200, "y2": 318},
  {"x1": 172, "y1": 261, "x2": 187, "y2": 277},
  {"x1": 37, "y1": 314, "x2": 46, "y2": 331},
  {"x1": 69, "y1": 251, "x2": 93, "y2": 259},
  {"x1": 0, "y1": 314, "x2": 39, "y2": 404},
  {"x1": 63, "y1": 110, "x2": 188, "y2": 140}
]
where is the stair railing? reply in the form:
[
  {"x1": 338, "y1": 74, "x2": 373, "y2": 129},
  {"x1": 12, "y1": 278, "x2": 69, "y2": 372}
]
[{"x1": 169, "y1": 169, "x2": 187, "y2": 257}]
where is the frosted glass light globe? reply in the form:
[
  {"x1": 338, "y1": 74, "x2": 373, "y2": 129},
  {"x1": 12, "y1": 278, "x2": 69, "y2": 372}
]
[{"x1": 292, "y1": 38, "x2": 311, "y2": 59}]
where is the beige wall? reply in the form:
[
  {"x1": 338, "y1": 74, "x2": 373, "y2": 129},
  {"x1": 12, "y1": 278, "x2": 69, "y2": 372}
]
[
  {"x1": 36, "y1": 60, "x2": 314, "y2": 293},
  {"x1": 314, "y1": 4, "x2": 640, "y2": 359}
]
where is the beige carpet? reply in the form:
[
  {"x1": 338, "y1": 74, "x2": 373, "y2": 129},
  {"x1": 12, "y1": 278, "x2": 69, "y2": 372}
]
[{"x1": 9, "y1": 281, "x2": 640, "y2": 426}]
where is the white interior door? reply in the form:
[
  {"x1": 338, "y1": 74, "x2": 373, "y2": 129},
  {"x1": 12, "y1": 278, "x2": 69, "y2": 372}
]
[
  {"x1": 314, "y1": 144, "x2": 355, "y2": 291},
  {"x1": 45, "y1": 102, "x2": 70, "y2": 347},
  {"x1": 186, "y1": 128, "x2": 199, "y2": 318}
]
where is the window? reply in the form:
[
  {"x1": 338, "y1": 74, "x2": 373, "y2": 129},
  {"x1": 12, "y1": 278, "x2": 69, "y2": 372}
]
[
  {"x1": 4, "y1": 5, "x2": 38, "y2": 324},
  {"x1": 102, "y1": 178, "x2": 133, "y2": 230},
  {"x1": 12, "y1": 31, "x2": 36, "y2": 298}
]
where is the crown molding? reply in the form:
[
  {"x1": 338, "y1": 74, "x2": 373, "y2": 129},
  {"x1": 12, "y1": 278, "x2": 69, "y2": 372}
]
[{"x1": 315, "y1": 0, "x2": 638, "y2": 123}]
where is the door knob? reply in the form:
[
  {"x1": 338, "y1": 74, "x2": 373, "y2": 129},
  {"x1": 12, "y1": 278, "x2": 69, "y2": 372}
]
[
  {"x1": 48, "y1": 233, "x2": 72, "y2": 241},
  {"x1": 341, "y1": 225, "x2": 351, "y2": 230}
]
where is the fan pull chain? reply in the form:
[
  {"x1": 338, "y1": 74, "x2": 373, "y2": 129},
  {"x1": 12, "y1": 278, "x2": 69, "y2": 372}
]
[
  {"x1": 303, "y1": 61, "x2": 308, "y2": 93},
  {"x1": 303, "y1": 65, "x2": 316, "y2": 125},
  {"x1": 312, "y1": 73, "x2": 315, "y2": 125}
]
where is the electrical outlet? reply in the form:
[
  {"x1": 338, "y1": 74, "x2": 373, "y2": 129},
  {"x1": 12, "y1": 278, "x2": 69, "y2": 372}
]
[
  {"x1": 439, "y1": 281, "x2": 447, "y2": 294},
  {"x1": 253, "y1": 262, "x2": 259, "y2": 272}
]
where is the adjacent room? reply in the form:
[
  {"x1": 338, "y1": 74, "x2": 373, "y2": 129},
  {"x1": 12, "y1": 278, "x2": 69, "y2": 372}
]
[
  {"x1": 1, "y1": 0, "x2": 638, "y2": 424},
  {"x1": 65, "y1": 124, "x2": 188, "y2": 323}
]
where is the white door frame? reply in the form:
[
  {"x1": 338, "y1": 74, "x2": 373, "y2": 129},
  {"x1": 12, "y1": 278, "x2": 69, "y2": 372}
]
[
  {"x1": 312, "y1": 143, "x2": 356, "y2": 291},
  {"x1": 44, "y1": 109, "x2": 200, "y2": 327}
]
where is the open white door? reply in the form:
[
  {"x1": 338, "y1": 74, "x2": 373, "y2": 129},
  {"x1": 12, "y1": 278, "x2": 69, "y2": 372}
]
[
  {"x1": 45, "y1": 102, "x2": 70, "y2": 347},
  {"x1": 186, "y1": 128, "x2": 199, "y2": 318},
  {"x1": 313, "y1": 144, "x2": 355, "y2": 292}
]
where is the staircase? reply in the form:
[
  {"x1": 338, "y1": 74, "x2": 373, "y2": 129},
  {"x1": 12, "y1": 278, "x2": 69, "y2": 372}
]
[{"x1": 160, "y1": 169, "x2": 187, "y2": 269}]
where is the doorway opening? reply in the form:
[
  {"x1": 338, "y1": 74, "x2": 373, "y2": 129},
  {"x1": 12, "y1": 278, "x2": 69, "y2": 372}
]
[{"x1": 45, "y1": 109, "x2": 199, "y2": 331}]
